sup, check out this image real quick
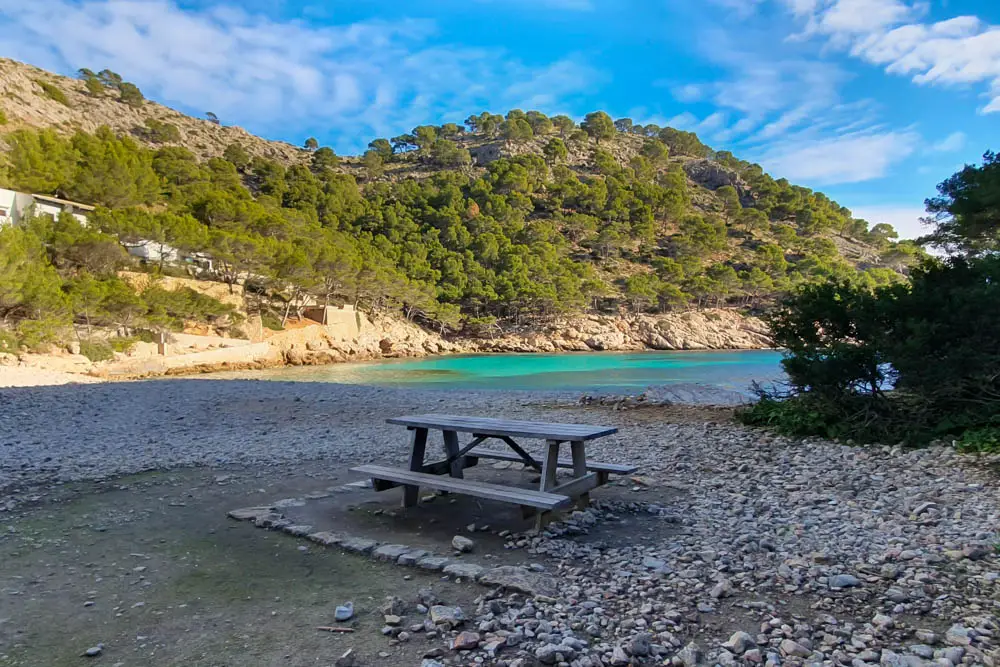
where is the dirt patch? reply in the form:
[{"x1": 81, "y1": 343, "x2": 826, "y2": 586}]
[{"x1": 0, "y1": 466, "x2": 478, "y2": 667}]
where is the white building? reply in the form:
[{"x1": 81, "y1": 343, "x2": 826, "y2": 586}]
[
  {"x1": 0, "y1": 188, "x2": 36, "y2": 226},
  {"x1": 0, "y1": 188, "x2": 94, "y2": 226},
  {"x1": 31, "y1": 194, "x2": 94, "y2": 225},
  {"x1": 127, "y1": 240, "x2": 181, "y2": 264}
]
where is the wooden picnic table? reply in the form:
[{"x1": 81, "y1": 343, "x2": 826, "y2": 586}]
[{"x1": 351, "y1": 414, "x2": 635, "y2": 527}]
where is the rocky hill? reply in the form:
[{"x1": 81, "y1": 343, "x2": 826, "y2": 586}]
[
  {"x1": 0, "y1": 57, "x2": 926, "y2": 364},
  {"x1": 0, "y1": 58, "x2": 305, "y2": 164}
]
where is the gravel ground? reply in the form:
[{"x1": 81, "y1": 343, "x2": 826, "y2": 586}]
[{"x1": 1, "y1": 378, "x2": 999, "y2": 666}]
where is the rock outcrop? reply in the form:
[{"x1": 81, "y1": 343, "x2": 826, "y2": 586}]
[
  {"x1": 474, "y1": 309, "x2": 772, "y2": 353},
  {"x1": 681, "y1": 159, "x2": 753, "y2": 205}
]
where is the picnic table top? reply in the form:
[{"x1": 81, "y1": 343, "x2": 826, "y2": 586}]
[{"x1": 386, "y1": 414, "x2": 618, "y2": 441}]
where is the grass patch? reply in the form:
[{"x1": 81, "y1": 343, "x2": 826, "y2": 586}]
[
  {"x1": 35, "y1": 79, "x2": 70, "y2": 106},
  {"x1": 0, "y1": 109, "x2": 7, "y2": 125}
]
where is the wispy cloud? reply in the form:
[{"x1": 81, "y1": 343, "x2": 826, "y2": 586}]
[
  {"x1": 782, "y1": 0, "x2": 1000, "y2": 114},
  {"x1": 756, "y1": 129, "x2": 920, "y2": 184},
  {"x1": 930, "y1": 131, "x2": 966, "y2": 152},
  {"x1": 0, "y1": 0, "x2": 603, "y2": 150}
]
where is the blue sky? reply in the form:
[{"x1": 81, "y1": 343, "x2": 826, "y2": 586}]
[{"x1": 1, "y1": 0, "x2": 998, "y2": 238}]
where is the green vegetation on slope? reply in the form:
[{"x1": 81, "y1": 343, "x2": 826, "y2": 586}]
[
  {"x1": 0, "y1": 105, "x2": 922, "y2": 350},
  {"x1": 740, "y1": 152, "x2": 1000, "y2": 451}
]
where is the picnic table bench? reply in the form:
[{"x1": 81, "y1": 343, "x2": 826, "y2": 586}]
[{"x1": 351, "y1": 414, "x2": 636, "y2": 527}]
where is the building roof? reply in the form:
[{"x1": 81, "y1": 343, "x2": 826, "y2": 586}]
[{"x1": 31, "y1": 194, "x2": 96, "y2": 211}]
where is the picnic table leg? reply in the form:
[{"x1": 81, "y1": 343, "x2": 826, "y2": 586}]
[
  {"x1": 530, "y1": 440, "x2": 560, "y2": 531},
  {"x1": 570, "y1": 440, "x2": 590, "y2": 509},
  {"x1": 540, "y1": 440, "x2": 560, "y2": 491},
  {"x1": 403, "y1": 427, "x2": 428, "y2": 508},
  {"x1": 442, "y1": 430, "x2": 464, "y2": 479}
]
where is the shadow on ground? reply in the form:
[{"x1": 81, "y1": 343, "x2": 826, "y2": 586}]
[{"x1": 0, "y1": 466, "x2": 479, "y2": 667}]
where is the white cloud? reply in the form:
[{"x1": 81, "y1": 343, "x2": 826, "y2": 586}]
[
  {"x1": 697, "y1": 111, "x2": 727, "y2": 132},
  {"x1": 0, "y1": 0, "x2": 603, "y2": 150},
  {"x1": 784, "y1": 0, "x2": 1000, "y2": 113},
  {"x1": 671, "y1": 83, "x2": 705, "y2": 103},
  {"x1": 663, "y1": 112, "x2": 699, "y2": 129},
  {"x1": 756, "y1": 129, "x2": 919, "y2": 184},
  {"x1": 850, "y1": 204, "x2": 928, "y2": 239},
  {"x1": 930, "y1": 131, "x2": 966, "y2": 152}
]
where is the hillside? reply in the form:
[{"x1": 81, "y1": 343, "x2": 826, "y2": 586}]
[
  {"x1": 0, "y1": 59, "x2": 304, "y2": 164},
  {"x1": 0, "y1": 58, "x2": 926, "y2": 356}
]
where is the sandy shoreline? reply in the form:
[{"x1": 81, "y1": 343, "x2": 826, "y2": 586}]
[{"x1": 0, "y1": 365, "x2": 105, "y2": 387}]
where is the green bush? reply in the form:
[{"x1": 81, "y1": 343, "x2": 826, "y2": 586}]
[
  {"x1": 35, "y1": 80, "x2": 70, "y2": 106},
  {"x1": 750, "y1": 257, "x2": 1000, "y2": 446},
  {"x1": 0, "y1": 109, "x2": 7, "y2": 125},
  {"x1": 0, "y1": 329, "x2": 19, "y2": 352},
  {"x1": 261, "y1": 312, "x2": 284, "y2": 331},
  {"x1": 16, "y1": 317, "x2": 67, "y2": 351},
  {"x1": 140, "y1": 119, "x2": 182, "y2": 143},
  {"x1": 142, "y1": 286, "x2": 242, "y2": 329},
  {"x1": 954, "y1": 427, "x2": 1000, "y2": 454},
  {"x1": 79, "y1": 339, "x2": 115, "y2": 362},
  {"x1": 109, "y1": 337, "x2": 138, "y2": 353}
]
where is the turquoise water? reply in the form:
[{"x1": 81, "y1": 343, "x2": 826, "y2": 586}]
[{"x1": 222, "y1": 349, "x2": 785, "y2": 394}]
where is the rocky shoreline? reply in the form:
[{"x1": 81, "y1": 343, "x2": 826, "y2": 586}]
[{"x1": 0, "y1": 308, "x2": 773, "y2": 386}]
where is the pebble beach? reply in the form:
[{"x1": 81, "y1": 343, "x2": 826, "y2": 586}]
[{"x1": 1, "y1": 377, "x2": 998, "y2": 665}]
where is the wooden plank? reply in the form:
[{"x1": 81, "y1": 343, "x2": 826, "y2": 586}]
[
  {"x1": 442, "y1": 430, "x2": 463, "y2": 479},
  {"x1": 549, "y1": 472, "x2": 598, "y2": 499},
  {"x1": 570, "y1": 441, "x2": 591, "y2": 509},
  {"x1": 387, "y1": 414, "x2": 617, "y2": 441},
  {"x1": 445, "y1": 435, "x2": 487, "y2": 465},
  {"x1": 540, "y1": 441, "x2": 560, "y2": 492},
  {"x1": 351, "y1": 465, "x2": 572, "y2": 510},
  {"x1": 404, "y1": 427, "x2": 428, "y2": 508},
  {"x1": 472, "y1": 448, "x2": 638, "y2": 475},
  {"x1": 421, "y1": 457, "x2": 479, "y2": 476},
  {"x1": 497, "y1": 436, "x2": 540, "y2": 468}
]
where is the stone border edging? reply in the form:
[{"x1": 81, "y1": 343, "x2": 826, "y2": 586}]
[{"x1": 226, "y1": 505, "x2": 560, "y2": 599}]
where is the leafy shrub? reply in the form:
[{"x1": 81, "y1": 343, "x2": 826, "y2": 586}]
[
  {"x1": 0, "y1": 329, "x2": 19, "y2": 352},
  {"x1": 79, "y1": 339, "x2": 115, "y2": 362},
  {"x1": 261, "y1": 312, "x2": 284, "y2": 331},
  {"x1": 16, "y1": 317, "x2": 67, "y2": 351},
  {"x1": 0, "y1": 109, "x2": 7, "y2": 125},
  {"x1": 35, "y1": 80, "x2": 70, "y2": 106},
  {"x1": 954, "y1": 427, "x2": 1000, "y2": 454},
  {"x1": 143, "y1": 286, "x2": 242, "y2": 331},
  {"x1": 749, "y1": 256, "x2": 1000, "y2": 446},
  {"x1": 109, "y1": 337, "x2": 138, "y2": 353},
  {"x1": 139, "y1": 119, "x2": 182, "y2": 144}
]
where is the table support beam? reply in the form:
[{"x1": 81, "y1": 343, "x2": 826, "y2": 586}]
[
  {"x1": 570, "y1": 440, "x2": 590, "y2": 509},
  {"x1": 442, "y1": 430, "x2": 464, "y2": 479},
  {"x1": 499, "y1": 435, "x2": 541, "y2": 469},
  {"x1": 403, "y1": 427, "x2": 428, "y2": 508}
]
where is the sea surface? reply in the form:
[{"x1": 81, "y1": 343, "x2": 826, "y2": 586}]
[{"x1": 216, "y1": 349, "x2": 785, "y2": 396}]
